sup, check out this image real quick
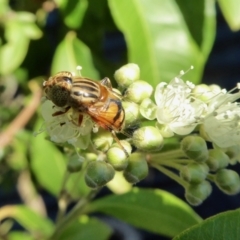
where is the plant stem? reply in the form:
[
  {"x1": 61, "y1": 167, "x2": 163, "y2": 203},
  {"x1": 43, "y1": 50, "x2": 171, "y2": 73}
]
[
  {"x1": 49, "y1": 189, "x2": 98, "y2": 240},
  {"x1": 207, "y1": 173, "x2": 215, "y2": 182},
  {"x1": 151, "y1": 149, "x2": 186, "y2": 160},
  {"x1": 56, "y1": 171, "x2": 71, "y2": 223},
  {"x1": 152, "y1": 163, "x2": 189, "y2": 188}
]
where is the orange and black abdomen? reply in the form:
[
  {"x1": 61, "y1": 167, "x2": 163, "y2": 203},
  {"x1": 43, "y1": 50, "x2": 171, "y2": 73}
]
[{"x1": 87, "y1": 96, "x2": 125, "y2": 132}]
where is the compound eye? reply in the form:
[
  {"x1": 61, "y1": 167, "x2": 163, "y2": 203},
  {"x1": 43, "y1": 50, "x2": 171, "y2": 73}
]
[{"x1": 62, "y1": 76, "x2": 72, "y2": 84}]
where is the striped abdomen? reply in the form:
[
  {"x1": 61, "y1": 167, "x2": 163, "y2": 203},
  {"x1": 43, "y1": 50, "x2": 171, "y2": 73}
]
[{"x1": 70, "y1": 78, "x2": 102, "y2": 105}]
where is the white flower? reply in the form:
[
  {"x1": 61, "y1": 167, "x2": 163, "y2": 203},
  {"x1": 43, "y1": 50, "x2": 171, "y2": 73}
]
[
  {"x1": 39, "y1": 99, "x2": 93, "y2": 149},
  {"x1": 154, "y1": 77, "x2": 207, "y2": 136},
  {"x1": 202, "y1": 87, "x2": 240, "y2": 148}
]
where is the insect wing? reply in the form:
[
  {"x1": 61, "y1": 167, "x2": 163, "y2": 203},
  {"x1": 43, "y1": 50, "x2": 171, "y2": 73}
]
[{"x1": 87, "y1": 98, "x2": 125, "y2": 132}]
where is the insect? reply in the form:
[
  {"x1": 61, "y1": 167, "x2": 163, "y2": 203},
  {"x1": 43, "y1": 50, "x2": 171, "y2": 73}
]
[{"x1": 43, "y1": 71, "x2": 128, "y2": 155}]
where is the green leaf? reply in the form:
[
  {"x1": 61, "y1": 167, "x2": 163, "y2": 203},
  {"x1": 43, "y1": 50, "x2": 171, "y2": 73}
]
[
  {"x1": 30, "y1": 120, "x2": 66, "y2": 196},
  {"x1": 0, "y1": 205, "x2": 54, "y2": 238},
  {"x1": 58, "y1": 216, "x2": 112, "y2": 240},
  {"x1": 173, "y1": 209, "x2": 240, "y2": 240},
  {"x1": 0, "y1": 12, "x2": 42, "y2": 75},
  {"x1": 0, "y1": 21, "x2": 29, "y2": 75},
  {"x1": 8, "y1": 130, "x2": 31, "y2": 170},
  {"x1": 218, "y1": 0, "x2": 240, "y2": 31},
  {"x1": 51, "y1": 31, "x2": 99, "y2": 79},
  {"x1": 15, "y1": 12, "x2": 42, "y2": 39},
  {"x1": 108, "y1": 0, "x2": 216, "y2": 86},
  {"x1": 61, "y1": 0, "x2": 88, "y2": 29},
  {"x1": 87, "y1": 188, "x2": 202, "y2": 237},
  {"x1": 9, "y1": 232, "x2": 34, "y2": 240},
  {"x1": 175, "y1": 0, "x2": 216, "y2": 58},
  {"x1": 65, "y1": 168, "x2": 92, "y2": 199}
]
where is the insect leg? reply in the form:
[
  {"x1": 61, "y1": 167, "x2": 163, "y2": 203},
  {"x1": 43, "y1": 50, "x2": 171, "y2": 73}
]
[
  {"x1": 111, "y1": 130, "x2": 129, "y2": 158},
  {"x1": 52, "y1": 106, "x2": 71, "y2": 116}
]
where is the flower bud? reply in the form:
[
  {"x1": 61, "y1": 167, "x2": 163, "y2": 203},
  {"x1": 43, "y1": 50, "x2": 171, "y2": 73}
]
[
  {"x1": 185, "y1": 181, "x2": 212, "y2": 206},
  {"x1": 156, "y1": 123, "x2": 174, "y2": 138},
  {"x1": 192, "y1": 84, "x2": 211, "y2": 102},
  {"x1": 67, "y1": 154, "x2": 85, "y2": 172},
  {"x1": 193, "y1": 84, "x2": 221, "y2": 102},
  {"x1": 139, "y1": 98, "x2": 157, "y2": 120},
  {"x1": 206, "y1": 149, "x2": 229, "y2": 172},
  {"x1": 107, "y1": 141, "x2": 132, "y2": 171},
  {"x1": 123, "y1": 152, "x2": 148, "y2": 183},
  {"x1": 91, "y1": 129, "x2": 113, "y2": 152},
  {"x1": 122, "y1": 101, "x2": 141, "y2": 126},
  {"x1": 85, "y1": 161, "x2": 115, "y2": 188},
  {"x1": 215, "y1": 169, "x2": 240, "y2": 195},
  {"x1": 132, "y1": 126, "x2": 163, "y2": 152},
  {"x1": 114, "y1": 63, "x2": 140, "y2": 88},
  {"x1": 181, "y1": 136, "x2": 208, "y2": 162},
  {"x1": 125, "y1": 81, "x2": 153, "y2": 103},
  {"x1": 180, "y1": 162, "x2": 209, "y2": 184},
  {"x1": 224, "y1": 145, "x2": 240, "y2": 165},
  {"x1": 83, "y1": 153, "x2": 98, "y2": 161}
]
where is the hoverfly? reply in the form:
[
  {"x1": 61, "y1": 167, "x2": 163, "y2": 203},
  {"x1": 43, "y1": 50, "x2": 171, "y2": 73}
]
[{"x1": 43, "y1": 71, "x2": 127, "y2": 155}]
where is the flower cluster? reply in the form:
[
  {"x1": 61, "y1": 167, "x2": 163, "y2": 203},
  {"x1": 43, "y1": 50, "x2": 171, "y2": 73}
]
[
  {"x1": 39, "y1": 64, "x2": 240, "y2": 205},
  {"x1": 40, "y1": 98, "x2": 93, "y2": 149}
]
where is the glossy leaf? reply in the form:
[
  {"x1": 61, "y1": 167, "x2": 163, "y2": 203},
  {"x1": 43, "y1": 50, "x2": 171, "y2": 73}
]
[
  {"x1": 58, "y1": 216, "x2": 112, "y2": 240},
  {"x1": 175, "y1": 0, "x2": 216, "y2": 58},
  {"x1": 30, "y1": 120, "x2": 66, "y2": 196},
  {"x1": 0, "y1": 205, "x2": 54, "y2": 238},
  {"x1": 108, "y1": 0, "x2": 216, "y2": 86},
  {"x1": 173, "y1": 209, "x2": 240, "y2": 240},
  {"x1": 87, "y1": 188, "x2": 202, "y2": 237},
  {"x1": 218, "y1": 0, "x2": 240, "y2": 31},
  {"x1": 51, "y1": 31, "x2": 99, "y2": 79}
]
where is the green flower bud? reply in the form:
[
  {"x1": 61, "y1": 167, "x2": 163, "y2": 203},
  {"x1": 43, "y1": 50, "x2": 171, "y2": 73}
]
[
  {"x1": 132, "y1": 126, "x2": 163, "y2": 152},
  {"x1": 181, "y1": 136, "x2": 208, "y2": 162},
  {"x1": 215, "y1": 169, "x2": 240, "y2": 195},
  {"x1": 107, "y1": 141, "x2": 132, "y2": 171},
  {"x1": 156, "y1": 122, "x2": 174, "y2": 138},
  {"x1": 193, "y1": 84, "x2": 221, "y2": 102},
  {"x1": 139, "y1": 98, "x2": 157, "y2": 120},
  {"x1": 180, "y1": 162, "x2": 209, "y2": 184},
  {"x1": 85, "y1": 161, "x2": 115, "y2": 188},
  {"x1": 123, "y1": 152, "x2": 148, "y2": 183},
  {"x1": 83, "y1": 153, "x2": 98, "y2": 161},
  {"x1": 125, "y1": 81, "x2": 153, "y2": 103},
  {"x1": 122, "y1": 101, "x2": 141, "y2": 126},
  {"x1": 192, "y1": 84, "x2": 211, "y2": 102},
  {"x1": 91, "y1": 129, "x2": 113, "y2": 152},
  {"x1": 206, "y1": 149, "x2": 229, "y2": 172},
  {"x1": 224, "y1": 145, "x2": 240, "y2": 165},
  {"x1": 185, "y1": 180, "x2": 212, "y2": 206},
  {"x1": 199, "y1": 124, "x2": 211, "y2": 142},
  {"x1": 67, "y1": 154, "x2": 85, "y2": 172},
  {"x1": 114, "y1": 63, "x2": 140, "y2": 88}
]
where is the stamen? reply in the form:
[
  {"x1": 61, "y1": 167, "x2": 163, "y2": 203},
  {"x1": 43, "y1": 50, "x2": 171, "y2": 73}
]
[
  {"x1": 179, "y1": 65, "x2": 194, "y2": 78},
  {"x1": 76, "y1": 66, "x2": 82, "y2": 76}
]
